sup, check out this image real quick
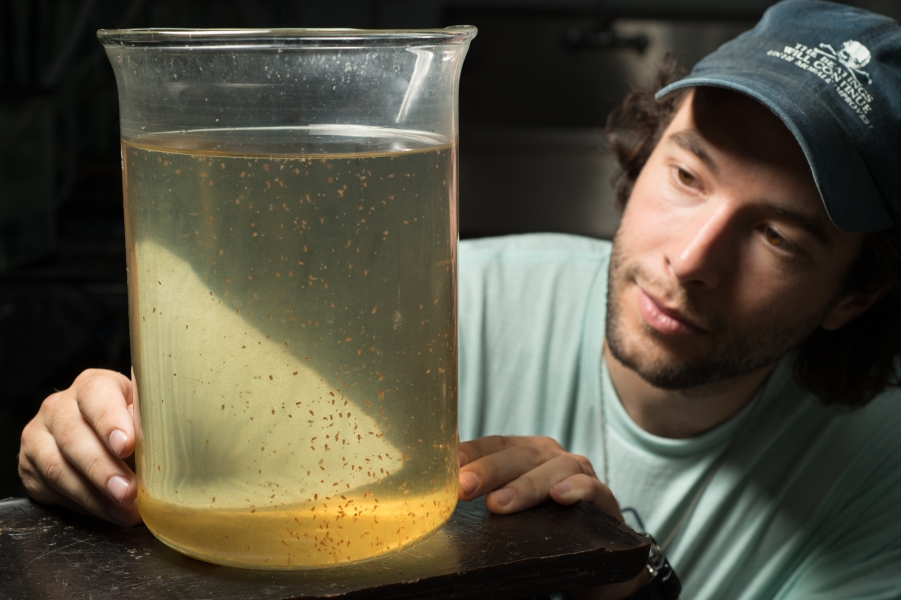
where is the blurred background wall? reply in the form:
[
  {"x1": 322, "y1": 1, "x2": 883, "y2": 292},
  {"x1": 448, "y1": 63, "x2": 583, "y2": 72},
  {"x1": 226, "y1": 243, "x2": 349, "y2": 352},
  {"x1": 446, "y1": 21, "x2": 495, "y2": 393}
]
[{"x1": 1, "y1": 0, "x2": 898, "y2": 498}]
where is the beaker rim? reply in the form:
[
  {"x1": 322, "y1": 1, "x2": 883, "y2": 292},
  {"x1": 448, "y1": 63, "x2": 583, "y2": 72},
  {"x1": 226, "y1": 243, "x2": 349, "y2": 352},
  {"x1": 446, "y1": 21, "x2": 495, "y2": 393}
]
[{"x1": 97, "y1": 27, "x2": 477, "y2": 48}]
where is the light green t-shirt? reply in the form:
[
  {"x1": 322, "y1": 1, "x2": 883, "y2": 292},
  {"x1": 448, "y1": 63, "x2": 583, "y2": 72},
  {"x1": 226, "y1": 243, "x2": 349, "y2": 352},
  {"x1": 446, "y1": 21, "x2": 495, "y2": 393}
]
[{"x1": 458, "y1": 233, "x2": 901, "y2": 600}]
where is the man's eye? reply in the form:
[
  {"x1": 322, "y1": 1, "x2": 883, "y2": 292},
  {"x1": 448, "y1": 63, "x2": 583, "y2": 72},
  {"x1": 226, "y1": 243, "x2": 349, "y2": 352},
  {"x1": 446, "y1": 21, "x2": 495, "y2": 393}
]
[
  {"x1": 676, "y1": 168, "x2": 695, "y2": 187},
  {"x1": 764, "y1": 227, "x2": 785, "y2": 247}
]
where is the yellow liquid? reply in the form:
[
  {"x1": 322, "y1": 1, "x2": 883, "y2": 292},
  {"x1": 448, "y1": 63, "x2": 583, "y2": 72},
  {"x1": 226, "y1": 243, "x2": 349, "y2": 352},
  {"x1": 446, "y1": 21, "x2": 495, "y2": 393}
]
[
  {"x1": 139, "y1": 487, "x2": 456, "y2": 568},
  {"x1": 123, "y1": 131, "x2": 458, "y2": 568}
]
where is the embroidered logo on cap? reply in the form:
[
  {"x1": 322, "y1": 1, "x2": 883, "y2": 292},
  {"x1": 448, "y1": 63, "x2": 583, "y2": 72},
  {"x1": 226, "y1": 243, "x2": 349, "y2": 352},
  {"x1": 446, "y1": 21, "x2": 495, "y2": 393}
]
[
  {"x1": 767, "y1": 40, "x2": 874, "y2": 126},
  {"x1": 825, "y1": 40, "x2": 872, "y2": 84}
]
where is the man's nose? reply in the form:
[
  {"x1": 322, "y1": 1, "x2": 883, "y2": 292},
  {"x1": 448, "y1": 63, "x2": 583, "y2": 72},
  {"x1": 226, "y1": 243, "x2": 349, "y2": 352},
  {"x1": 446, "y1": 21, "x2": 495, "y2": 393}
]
[{"x1": 667, "y1": 203, "x2": 735, "y2": 289}]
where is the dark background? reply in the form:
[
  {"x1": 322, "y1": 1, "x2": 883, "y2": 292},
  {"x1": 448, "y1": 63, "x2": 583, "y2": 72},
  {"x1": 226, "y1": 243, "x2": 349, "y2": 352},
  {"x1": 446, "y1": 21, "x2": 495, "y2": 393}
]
[{"x1": 1, "y1": 0, "x2": 898, "y2": 498}]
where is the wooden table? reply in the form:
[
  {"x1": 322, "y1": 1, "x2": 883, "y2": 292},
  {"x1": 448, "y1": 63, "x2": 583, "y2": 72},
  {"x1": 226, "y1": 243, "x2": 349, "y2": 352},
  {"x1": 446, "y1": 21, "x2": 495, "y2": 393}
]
[{"x1": 0, "y1": 497, "x2": 649, "y2": 599}]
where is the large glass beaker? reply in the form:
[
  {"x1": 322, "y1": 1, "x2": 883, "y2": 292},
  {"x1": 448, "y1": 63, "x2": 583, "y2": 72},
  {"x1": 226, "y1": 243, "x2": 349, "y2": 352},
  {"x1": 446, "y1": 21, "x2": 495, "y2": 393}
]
[{"x1": 98, "y1": 27, "x2": 475, "y2": 569}]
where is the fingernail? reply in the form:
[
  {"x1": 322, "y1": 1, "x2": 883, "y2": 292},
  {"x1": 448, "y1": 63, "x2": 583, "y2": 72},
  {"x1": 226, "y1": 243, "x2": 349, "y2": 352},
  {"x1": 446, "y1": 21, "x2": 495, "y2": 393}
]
[
  {"x1": 459, "y1": 471, "x2": 479, "y2": 495},
  {"x1": 108, "y1": 502, "x2": 132, "y2": 526},
  {"x1": 107, "y1": 475, "x2": 131, "y2": 504},
  {"x1": 459, "y1": 450, "x2": 468, "y2": 467},
  {"x1": 490, "y1": 487, "x2": 515, "y2": 507},
  {"x1": 554, "y1": 480, "x2": 573, "y2": 495},
  {"x1": 109, "y1": 429, "x2": 128, "y2": 457}
]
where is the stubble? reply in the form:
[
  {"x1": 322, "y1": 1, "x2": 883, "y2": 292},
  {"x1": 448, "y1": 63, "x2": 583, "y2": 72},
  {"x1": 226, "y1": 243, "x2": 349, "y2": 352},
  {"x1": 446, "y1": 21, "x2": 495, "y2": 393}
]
[{"x1": 604, "y1": 236, "x2": 835, "y2": 391}]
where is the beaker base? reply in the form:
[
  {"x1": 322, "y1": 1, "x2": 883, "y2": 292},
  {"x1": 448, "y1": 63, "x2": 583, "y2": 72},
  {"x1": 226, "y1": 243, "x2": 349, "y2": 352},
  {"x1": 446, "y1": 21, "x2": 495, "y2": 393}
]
[{"x1": 139, "y1": 492, "x2": 457, "y2": 570}]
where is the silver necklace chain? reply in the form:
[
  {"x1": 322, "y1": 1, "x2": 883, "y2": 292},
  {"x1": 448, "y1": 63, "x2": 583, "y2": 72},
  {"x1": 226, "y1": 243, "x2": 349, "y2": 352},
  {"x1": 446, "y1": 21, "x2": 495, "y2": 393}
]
[{"x1": 598, "y1": 353, "x2": 764, "y2": 552}]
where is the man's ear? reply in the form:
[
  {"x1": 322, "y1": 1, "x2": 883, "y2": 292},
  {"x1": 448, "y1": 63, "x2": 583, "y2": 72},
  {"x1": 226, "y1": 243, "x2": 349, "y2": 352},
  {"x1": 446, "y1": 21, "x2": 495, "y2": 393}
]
[{"x1": 821, "y1": 285, "x2": 889, "y2": 331}]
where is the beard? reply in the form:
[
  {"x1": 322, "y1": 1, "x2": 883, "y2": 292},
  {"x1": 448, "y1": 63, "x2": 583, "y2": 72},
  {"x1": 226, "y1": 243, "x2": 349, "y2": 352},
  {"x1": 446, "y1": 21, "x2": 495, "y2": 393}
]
[{"x1": 604, "y1": 236, "x2": 838, "y2": 391}]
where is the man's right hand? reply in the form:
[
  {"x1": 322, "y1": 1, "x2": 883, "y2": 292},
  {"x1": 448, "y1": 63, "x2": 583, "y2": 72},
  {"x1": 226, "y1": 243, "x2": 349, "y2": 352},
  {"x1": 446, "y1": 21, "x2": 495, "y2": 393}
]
[{"x1": 18, "y1": 369, "x2": 141, "y2": 527}]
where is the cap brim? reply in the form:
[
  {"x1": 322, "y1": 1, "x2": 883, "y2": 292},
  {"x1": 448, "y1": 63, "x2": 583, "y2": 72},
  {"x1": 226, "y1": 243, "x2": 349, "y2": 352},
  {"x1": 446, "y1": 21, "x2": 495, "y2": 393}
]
[{"x1": 656, "y1": 70, "x2": 892, "y2": 233}]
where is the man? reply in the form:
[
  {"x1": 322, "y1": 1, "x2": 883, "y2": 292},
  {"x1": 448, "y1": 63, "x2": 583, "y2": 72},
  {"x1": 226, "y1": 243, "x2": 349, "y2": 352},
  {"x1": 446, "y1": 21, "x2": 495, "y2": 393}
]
[{"x1": 18, "y1": 1, "x2": 901, "y2": 598}]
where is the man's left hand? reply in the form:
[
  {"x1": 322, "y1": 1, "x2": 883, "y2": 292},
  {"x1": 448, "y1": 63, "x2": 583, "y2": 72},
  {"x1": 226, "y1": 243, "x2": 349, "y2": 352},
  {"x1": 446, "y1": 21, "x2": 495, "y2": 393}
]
[
  {"x1": 457, "y1": 435, "x2": 624, "y2": 523},
  {"x1": 457, "y1": 435, "x2": 648, "y2": 600}
]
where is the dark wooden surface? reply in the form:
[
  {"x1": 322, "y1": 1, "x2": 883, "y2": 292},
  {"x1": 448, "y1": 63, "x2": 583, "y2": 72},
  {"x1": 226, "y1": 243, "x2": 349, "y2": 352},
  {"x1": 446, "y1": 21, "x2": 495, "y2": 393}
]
[{"x1": 0, "y1": 497, "x2": 649, "y2": 599}]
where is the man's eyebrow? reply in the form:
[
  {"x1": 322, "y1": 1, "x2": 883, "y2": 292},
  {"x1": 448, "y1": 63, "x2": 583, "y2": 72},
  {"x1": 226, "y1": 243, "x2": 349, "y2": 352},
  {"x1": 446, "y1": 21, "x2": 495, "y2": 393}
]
[
  {"x1": 668, "y1": 131, "x2": 718, "y2": 174},
  {"x1": 768, "y1": 204, "x2": 834, "y2": 250}
]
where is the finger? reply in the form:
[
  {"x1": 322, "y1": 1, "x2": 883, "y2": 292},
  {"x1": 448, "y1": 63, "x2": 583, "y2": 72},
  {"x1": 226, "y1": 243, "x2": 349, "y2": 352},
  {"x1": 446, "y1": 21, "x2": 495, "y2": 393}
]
[
  {"x1": 20, "y1": 450, "x2": 100, "y2": 519},
  {"x1": 42, "y1": 390, "x2": 139, "y2": 510},
  {"x1": 459, "y1": 444, "x2": 578, "y2": 501},
  {"x1": 23, "y1": 466, "x2": 140, "y2": 527},
  {"x1": 72, "y1": 369, "x2": 136, "y2": 459},
  {"x1": 20, "y1": 425, "x2": 140, "y2": 527},
  {"x1": 481, "y1": 454, "x2": 592, "y2": 514},
  {"x1": 459, "y1": 435, "x2": 564, "y2": 466},
  {"x1": 550, "y1": 473, "x2": 624, "y2": 523}
]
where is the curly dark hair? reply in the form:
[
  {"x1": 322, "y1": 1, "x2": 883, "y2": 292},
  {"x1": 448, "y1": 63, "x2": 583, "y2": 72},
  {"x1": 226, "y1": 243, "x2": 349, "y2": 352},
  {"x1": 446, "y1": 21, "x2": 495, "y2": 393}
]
[{"x1": 604, "y1": 55, "x2": 901, "y2": 409}]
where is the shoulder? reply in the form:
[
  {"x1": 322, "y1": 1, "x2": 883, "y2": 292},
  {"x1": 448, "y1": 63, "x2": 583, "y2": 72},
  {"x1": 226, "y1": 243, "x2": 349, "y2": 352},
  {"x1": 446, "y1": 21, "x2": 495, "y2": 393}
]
[
  {"x1": 457, "y1": 234, "x2": 610, "y2": 440},
  {"x1": 460, "y1": 233, "x2": 612, "y2": 267},
  {"x1": 769, "y1": 378, "x2": 901, "y2": 519},
  {"x1": 763, "y1": 385, "x2": 901, "y2": 597},
  {"x1": 459, "y1": 233, "x2": 611, "y2": 317},
  {"x1": 773, "y1": 374, "x2": 901, "y2": 473},
  {"x1": 801, "y1": 381, "x2": 901, "y2": 451},
  {"x1": 836, "y1": 386, "x2": 901, "y2": 459}
]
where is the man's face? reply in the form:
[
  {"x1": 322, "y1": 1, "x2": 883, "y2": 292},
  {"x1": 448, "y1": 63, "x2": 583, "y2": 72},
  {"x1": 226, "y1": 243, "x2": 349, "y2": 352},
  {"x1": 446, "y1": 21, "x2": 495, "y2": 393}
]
[{"x1": 606, "y1": 88, "x2": 865, "y2": 391}]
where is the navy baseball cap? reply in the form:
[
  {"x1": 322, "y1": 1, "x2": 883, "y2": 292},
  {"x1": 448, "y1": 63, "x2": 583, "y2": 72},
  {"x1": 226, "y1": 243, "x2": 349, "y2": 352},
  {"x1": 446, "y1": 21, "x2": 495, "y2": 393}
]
[{"x1": 656, "y1": 0, "x2": 901, "y2": 233}]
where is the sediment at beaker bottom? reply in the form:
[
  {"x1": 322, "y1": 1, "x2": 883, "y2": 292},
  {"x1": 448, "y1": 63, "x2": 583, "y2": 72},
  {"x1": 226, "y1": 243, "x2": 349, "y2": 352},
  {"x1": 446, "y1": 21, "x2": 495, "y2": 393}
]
[{"x1": 138, "y1": 490, "x2": 457, "y2": 569}]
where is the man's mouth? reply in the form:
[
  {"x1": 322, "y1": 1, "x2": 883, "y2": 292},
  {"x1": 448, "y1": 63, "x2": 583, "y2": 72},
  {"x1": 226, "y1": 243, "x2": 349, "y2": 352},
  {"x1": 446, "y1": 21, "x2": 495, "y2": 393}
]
[{"x1": 636, "y1": 288, "x2": 706, "y2": 335}]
